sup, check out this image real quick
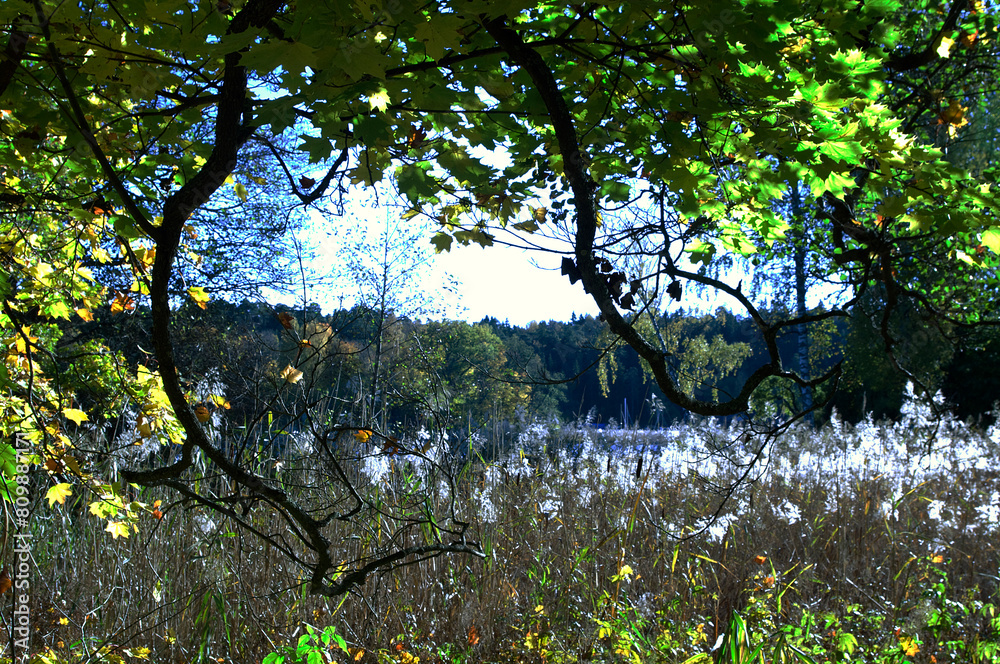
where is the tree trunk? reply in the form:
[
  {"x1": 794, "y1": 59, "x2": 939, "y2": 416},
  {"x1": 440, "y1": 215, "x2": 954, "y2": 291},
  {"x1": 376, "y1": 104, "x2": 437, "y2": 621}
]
[{"x1": 791, "y1": 184, "x2": 813, "y2": 423}]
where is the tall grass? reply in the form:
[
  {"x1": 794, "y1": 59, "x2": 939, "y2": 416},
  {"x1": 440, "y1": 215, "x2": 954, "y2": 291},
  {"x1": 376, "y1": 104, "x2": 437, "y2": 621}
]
[{"x1": 3, "y1": 397, "x2": 1000, "y2": 663}]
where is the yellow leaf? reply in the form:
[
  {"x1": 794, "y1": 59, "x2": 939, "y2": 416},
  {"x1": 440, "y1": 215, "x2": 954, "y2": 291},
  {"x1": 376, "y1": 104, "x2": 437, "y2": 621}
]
[
  {"x1": 194, "y1": 405, "x2": 211, "y2": 423},
  {"x1": 76, "y1": 308, "x2": 94, "y2": 322},
  {"x1": 936, "y1": 35, "x2": 954, "y2": 58},
  {"x1": 62, "y1": 408, "x2": 88, "y2": 425},
  {"x1": 280, "y1": 364, "x2": 304, "y2": 384},
  {"x1": 354, "y1": 429, "x2": 372, "y2": 443},
  {"x1": 233, "y1": 182, "x2": 248, "y2": 202},
  {"x1": 369, "y1": 88, "x2": 390, "y2": 113},
  {"x1": 46, "y1": 483, "x2": 73, "y2": 507},
  {"x1": 209, "y1": 395, "x2": 231, "y2": 409},
  {"x1": 187, "y1": 286, "x2": 210, "y2": 310},
  {"x1": 110, "y1": 291, "x2": 136, "y2": 314},
  {"x1": 106, "y1": 521, "x2": 130, "y2": 539}
]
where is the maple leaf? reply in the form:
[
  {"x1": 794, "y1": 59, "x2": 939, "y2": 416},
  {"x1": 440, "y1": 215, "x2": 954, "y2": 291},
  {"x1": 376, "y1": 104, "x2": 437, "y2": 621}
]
[
  {"x1": 187, "y1": 286, "x2": 210, "y2": 310},
  {"x1": 136, "y1": 416, "x2": 154, "y2": 438},
  {"x1": 382, "y1": 437, "x2": 403, "y2": 456},
  {"x1": 981, "y1": 228, "x2": 1000, "y2": 253},
  {"x1": 89, "y1": 500, "x2": 118, "y2": 519},
  {"x1": 46, "y1": 483, "x2": 73, "y2": 507},
  {"x1": 62, "y1": 408, "x2": 88, "y2": 425},
  {"x1": 209, "y1": 395, "x2": 231, "y2": 409},
  {"x1": 938, "y1": 99, "x2": 968, "y2": 127},
  {"x1": 369, "y1": 89, "x2": 390, "y2": 113},
  {"x1": 105, "y1": 521, "x2": 130, "y2": 539},
  {"x1": 431, "y1": 232, "x2": 453, "y2": 252}
]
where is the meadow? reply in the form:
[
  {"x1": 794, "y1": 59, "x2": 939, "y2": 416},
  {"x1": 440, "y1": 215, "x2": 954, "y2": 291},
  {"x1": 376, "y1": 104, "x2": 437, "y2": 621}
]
[{"x1": 7, "y1": 389, "x2": 1000, "y2": 664}]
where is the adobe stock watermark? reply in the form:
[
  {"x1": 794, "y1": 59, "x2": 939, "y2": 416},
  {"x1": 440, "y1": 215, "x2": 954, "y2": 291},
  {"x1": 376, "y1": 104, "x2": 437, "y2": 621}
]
[
  {"x1": 692, "y1": 10, "x2": 736, "y2": 49},
  {"x1": 8, "y1": 433, "x2": 33, "y2": 663}
]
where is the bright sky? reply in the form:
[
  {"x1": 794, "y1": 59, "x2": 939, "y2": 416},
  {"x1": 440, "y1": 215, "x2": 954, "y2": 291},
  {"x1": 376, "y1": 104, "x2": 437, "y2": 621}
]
[
  {"x1": 430, "y1": 241, "x2": 600, "y2": 325},
  {"x1": 300, "y1": 209, "x2": 601, "y2": 326},
  {"x1": 290, "y1": 168, "x2": 604, "y2": 325},
  {"x1": 280, "y1": 155, "x2": 756, "y2": 326}
]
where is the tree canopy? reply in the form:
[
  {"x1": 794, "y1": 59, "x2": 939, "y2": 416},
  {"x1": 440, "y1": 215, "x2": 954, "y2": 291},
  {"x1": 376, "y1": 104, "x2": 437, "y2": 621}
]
[{"x1": 2, "y1": 0, "x2": 999, "y2": 593}]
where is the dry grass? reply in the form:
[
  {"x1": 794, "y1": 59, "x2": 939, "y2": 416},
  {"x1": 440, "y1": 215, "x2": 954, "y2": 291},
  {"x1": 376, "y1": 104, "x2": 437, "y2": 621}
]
[{"x1": 3, "y1": 408, "x2": 1000, "y2": 663}]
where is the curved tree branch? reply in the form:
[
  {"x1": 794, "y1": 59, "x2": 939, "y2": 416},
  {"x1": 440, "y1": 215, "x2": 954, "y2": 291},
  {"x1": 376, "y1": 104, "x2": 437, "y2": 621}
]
[{"x1": 485, "y1": 15, "x2": 780, "y2": 417}]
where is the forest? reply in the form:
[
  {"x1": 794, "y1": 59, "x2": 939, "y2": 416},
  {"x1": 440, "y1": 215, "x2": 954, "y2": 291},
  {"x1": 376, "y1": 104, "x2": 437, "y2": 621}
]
[
  {"x1": 2, "y1": 0, "x2": 1000, "y2": 662},
  {"x1": 97, "y1": 297, "x2": 1000, "y2": 442}
]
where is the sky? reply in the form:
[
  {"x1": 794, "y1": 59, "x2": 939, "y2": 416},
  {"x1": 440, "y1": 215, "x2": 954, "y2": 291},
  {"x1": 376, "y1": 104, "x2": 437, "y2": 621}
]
[
  {"x1": 292, "y1": 195, "x2": 760, "y2": 327},
  {"x1": 285, "y1": 171, "x2": 609, "y2": 326},
  {"x1": 280, "y1": 160, "x2": 758, "y2": 326},
  {"x1": 302, "y1": 209, "x2": 602, "y2": 326},
  {"x1": 430, "y1": 241, "x2": 600, "y2": 325}
]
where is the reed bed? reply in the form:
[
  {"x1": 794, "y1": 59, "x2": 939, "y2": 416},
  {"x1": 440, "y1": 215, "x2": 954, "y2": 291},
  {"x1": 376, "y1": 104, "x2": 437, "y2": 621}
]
[{"x1": 3, "y1": 395, "x2": 999, "y2": 664}]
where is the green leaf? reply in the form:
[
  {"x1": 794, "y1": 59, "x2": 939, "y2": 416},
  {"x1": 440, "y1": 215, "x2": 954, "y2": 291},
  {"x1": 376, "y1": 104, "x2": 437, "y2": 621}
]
[
  {"x1": 431, "y1": 232, "x2": 453, "y2": 252},
  {"x1": 601, "y1": 180, "x2": 632, "y2": 203},
  {"x1": 113, "y1": 216, "x2": 143, "y2": 239},
  {"x1": 414, "y1": 15, "x2": 465, "y2": 61},
  {"x1": 819, "y1": 140, "x2": 865, "y2": 165},
  {"x1": 396, "y1": 162, "x2": 438, "y2": 204},
  {"x1": 44, "y1": 300, "x2": 73, "y2": 320},
  {"x1": 0, "y1": 363, "x2": 11, "y2": 392},
  {"x1": 298, "y1": 134, "x2": 333, "y2": 163}
]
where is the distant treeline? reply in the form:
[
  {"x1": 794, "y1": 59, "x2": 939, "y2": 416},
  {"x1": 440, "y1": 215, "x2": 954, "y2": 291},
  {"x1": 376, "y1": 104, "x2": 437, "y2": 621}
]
[{"x1": 94, "y1": 298, "x2": 1000, "y2": 431}]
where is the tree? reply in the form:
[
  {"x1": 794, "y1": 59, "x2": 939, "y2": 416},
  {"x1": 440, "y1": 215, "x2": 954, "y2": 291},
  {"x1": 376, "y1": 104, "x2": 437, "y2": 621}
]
[
  {"x1": 336, "y1": 192, "x2": 458, "y2": 429},
  {"x1": 2, "y1": 0, "x2": 1000, "y2": 596}
]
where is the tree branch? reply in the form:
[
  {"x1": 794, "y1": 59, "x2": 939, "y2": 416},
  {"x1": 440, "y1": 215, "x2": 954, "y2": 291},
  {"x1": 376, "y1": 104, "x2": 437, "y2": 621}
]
[
  {"x1": 485, "y1": 15, "x2": 779, "y2": 416},
  {"x1": 31, "y1": 1, "x2": 160, "y2": 240}
]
